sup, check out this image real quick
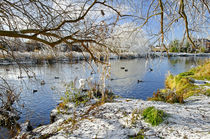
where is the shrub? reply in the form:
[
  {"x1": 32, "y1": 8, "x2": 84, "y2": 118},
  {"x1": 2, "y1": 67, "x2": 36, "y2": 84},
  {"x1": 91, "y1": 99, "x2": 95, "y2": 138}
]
[
  {"x1": 148, "y1": 89, "x2": 184, "y2": 104},
  {"x1": 60, "y1": 84, "x2": 89, "y2": 107},
  {"x1": 130, "y1": 108, "x2": 141, "y2": 126},
  {"x1": 89, "y1": 84, "x2": 115, "y2": 102},
  {"x1": 169, "y1": 40, "x2": 180, "y2": 52},
  {"x1": 57, "y1": 81, "x2": 90, "y2": 112},
  {"x1": 142, "y1": 106, "x2": 166, "y2": 126},
  {"x1": 198, "y1": 47, "x2": 206, "y2": 53},
  {"x1": 169, "y1": 46, "x2": 179, "y2": 52},
  {"x1": 58, "y1": 81, "x2": 116, "y2": 110}
]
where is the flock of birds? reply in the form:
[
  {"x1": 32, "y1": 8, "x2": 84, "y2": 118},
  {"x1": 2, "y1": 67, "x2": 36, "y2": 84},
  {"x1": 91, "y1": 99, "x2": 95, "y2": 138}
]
[
  {"x1": 78, "y1": 66, "x2": 154, "y2": 89},
  {"x1": 6, "y1": 65, "x2": 154, "y2": 93},
  {"x1": 117, "y1": 66, "x2": 153, "y2": 83}
]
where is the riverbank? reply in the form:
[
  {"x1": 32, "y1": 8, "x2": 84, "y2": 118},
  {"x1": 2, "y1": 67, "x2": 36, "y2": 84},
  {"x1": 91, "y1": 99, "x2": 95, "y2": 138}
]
[
  {"x1": 0, "y1": 51, "x2": 209, "y2": 65},
  {"x1": 155, "y1": 52, "x2": 210, "y2": 57},
  {"x1": 16, "y1": 95, "x2": 210, "y2": 139},
  {"x1": 15, "y1": 58, "x2": 210, "y2": 139},
  {"x1": 0, "y1": 51, "x2": 145, "y2": 65}
]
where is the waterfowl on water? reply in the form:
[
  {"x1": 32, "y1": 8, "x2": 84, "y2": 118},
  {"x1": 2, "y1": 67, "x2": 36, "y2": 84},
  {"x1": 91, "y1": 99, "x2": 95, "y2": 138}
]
[
  {"x1": 18, "y1": 76, "x2": 24, "y2": 79},
  {"x1": 110, "y1": 78, "x2": 114, "y2": 81},
  {"x1": 137, "y1": 80, "x2": 143, "y2": 83},
  {"x1": 33, "y1": 90, "x2": 38, "y2": 93},
  {"x1": 54, "y1": 76, "x2": 59, "y2": 79},
  {"x1": 148, "y1": 68, "x2": 153, "y2": 72},
  {"x1": 41, "y1": 80, "x2": 45, "y2": 85}
]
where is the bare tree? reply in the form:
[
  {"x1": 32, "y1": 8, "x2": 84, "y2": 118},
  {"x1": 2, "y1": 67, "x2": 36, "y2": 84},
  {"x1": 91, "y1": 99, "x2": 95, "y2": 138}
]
[
  {"x1": 123, "y1": 0, "x2": 209, "y2": 51},
  {"x1": 0, "y1": 0, "x2": 125, "y2": 62},
  {"x1": 0, "y1": 77, "x2": 20, "y2": 127},
  {"x1": 0, "y1": 0, "x2": 209, "y2": 55},
  {"x1": 0, "y1": 0, "x2": 209, "y2": 103},
  {"x1": 0, "y1": 0, "x2": 131, "y2": 103}
]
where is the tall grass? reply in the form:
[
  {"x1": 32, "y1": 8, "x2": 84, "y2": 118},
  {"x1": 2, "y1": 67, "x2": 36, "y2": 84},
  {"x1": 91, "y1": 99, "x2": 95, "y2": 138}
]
[{"x1": 148, "y1": 59, "x2": 210, "y2": 103}]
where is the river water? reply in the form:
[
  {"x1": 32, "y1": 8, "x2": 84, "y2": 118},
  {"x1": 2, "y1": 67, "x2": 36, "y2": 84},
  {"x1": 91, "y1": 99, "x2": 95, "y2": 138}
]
[{"x1": 0, "y1": 56, "x2": 209, "y2": 138}]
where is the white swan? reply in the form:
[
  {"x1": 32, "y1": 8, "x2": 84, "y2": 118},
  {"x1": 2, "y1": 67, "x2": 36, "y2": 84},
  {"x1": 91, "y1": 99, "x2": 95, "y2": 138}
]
[
  {"x1": 78, "y1": 79, "x2": 86, "y2": 89},
  {"x1": 78, "y1": 77, "x2": 93, "y2": 90}
]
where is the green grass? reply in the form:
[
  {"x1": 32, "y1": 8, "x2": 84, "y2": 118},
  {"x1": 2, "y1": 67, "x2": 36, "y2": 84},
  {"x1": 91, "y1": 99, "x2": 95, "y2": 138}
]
[
  {"x1": 57, "y1": 81, "x2": 90, "y2": 113},
  {"x1": 60, "y1": 82, "x2": 90, "y2": 107},
  {"x1": 189, "y1": 60, "x2": 210, "y2": 80},
  {"x1": 173, "y1": 59, "x2": 210, "y2": 80},
  {"x1": 148, "y1": 59, "x2": 210, "y2": 103},
  {"x1": 142, "y1": 106, "x2": 167, "y2": 126},
  {"x1": 169, "y1": 46, "x2": 179, "y2": 53},
  {"x1": 58, "y1": 81, "x2": 116, "y2": 111}
]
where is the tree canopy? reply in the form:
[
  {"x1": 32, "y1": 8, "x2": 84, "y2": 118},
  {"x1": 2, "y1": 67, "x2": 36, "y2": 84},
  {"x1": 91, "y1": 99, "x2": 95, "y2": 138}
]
[{"x1": 0, "y1": 0, "x2": 209, "y2": 57}]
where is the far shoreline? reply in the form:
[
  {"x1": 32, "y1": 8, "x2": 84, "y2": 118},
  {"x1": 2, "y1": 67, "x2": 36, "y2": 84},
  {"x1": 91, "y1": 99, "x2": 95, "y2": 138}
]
[{"x1": 0, "y1": 51, "x2": 209, "y2": 66}]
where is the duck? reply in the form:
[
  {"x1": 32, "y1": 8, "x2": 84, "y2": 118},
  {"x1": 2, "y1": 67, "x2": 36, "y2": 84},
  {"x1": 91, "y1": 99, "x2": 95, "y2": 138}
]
[
  {"x1": 148, "y1": 68, "x2": 153, "y2": 72},
  {"x1": 54, "y1": 76, "x2": 59, "y2": 79},
  {"x1": 33, "y1": 90, "x2": 38, "y2": 93},
  {"x1": 137, "y1": 80, "x2": 143, "y2": 83},
  {"x1": 18, "y1": 76, "x2": 24, "y2": 79},
  {"x1": 40, "y1": 80, "x2": 45, "y2": 85},
  {"x1": 110, "y1": 78, "x2": 114, "y2": 81},
  {"x1": 90, "y1": 71, "x2": 96, "y2": 75}
]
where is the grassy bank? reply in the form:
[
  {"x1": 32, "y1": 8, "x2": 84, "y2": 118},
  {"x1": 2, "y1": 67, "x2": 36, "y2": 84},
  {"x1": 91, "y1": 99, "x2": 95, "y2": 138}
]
[{"x1": 148, "y1": 59, "x2": 210, "y2": 103}]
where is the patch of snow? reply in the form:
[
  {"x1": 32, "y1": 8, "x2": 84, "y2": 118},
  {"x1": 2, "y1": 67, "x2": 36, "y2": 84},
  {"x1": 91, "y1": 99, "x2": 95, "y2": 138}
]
[{"x1": 16, "y1": 95, "x2": 210, "y2": 139}]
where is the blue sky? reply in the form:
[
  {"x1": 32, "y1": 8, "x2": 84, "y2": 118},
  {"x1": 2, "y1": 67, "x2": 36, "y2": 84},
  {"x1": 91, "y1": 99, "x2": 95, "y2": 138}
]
[{"x1": 115, "y1": 0, "x2": 210, "y2": 45}]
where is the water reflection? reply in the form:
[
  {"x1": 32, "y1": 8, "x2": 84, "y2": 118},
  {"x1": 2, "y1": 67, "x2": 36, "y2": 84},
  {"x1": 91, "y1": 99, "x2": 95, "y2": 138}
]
[
  {"x1": 109, "y1": 59, "x2": 147, "y2": 98},
  {"x1": 109, "y1": 57, "x2": 208, "y2": 99},
  {"x1": 0, "y1": 56, "x2": 209, "y2": 138}
]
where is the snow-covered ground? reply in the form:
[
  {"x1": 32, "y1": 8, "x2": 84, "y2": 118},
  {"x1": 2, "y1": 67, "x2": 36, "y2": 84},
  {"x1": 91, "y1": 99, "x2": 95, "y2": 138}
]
[{"x1": 16, "y1": 95, "x2": 210, "y2": 139}]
